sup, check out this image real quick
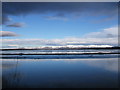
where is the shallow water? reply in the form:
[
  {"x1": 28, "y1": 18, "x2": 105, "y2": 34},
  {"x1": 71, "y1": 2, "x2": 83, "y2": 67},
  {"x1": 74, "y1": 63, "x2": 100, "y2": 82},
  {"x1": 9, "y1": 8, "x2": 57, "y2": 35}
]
[{"x1": 2, "y1": 58, "x2": 119, "y2": 88}]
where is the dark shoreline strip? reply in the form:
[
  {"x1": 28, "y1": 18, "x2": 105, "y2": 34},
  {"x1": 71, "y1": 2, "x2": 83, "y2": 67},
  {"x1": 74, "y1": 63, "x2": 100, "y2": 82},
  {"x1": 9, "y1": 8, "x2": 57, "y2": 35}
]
[
  {"x1": 1, "y1": 52, "x2": 119, "y2": 55},
  {"x1": 0, "y1": 47, "x2": 120, "y2": 51}
]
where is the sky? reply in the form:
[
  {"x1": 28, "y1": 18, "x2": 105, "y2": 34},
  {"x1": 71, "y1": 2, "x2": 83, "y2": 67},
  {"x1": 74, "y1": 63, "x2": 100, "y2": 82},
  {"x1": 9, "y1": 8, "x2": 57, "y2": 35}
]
[{"x1": 1, "y1": 2, "x2": 119, "y2": 48}]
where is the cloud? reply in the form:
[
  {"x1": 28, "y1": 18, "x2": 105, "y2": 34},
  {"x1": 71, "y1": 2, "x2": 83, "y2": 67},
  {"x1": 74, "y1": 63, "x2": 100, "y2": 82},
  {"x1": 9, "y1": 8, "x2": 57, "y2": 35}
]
[
  {"x1": 7, "y1": 44, "x2": 19, "y2": 47},
  {"x1": 85, "y1": 26, "x2": 118, "y2": 38},
  {"x1": 0, "y1": 31, "x2": 18, "y2": 37},
  {"x1": 2, "y1": 2, "x2": 118, "y2": 23},
  {"x1": 44, "y1": 16, "x2": 68, "y2": 21},
  {"x1": 1, "y1": 26, "x2": 118, "y2": 46},
  {"x1": 3, "y1": 26, "x2": 118, "y2": 46},
  {"x1": 6, "y1": 22, "x2": 25, "y2": 27},
  {"x1": 1, "y1": 38, "x2": 117, "y2": 48},
  {"x1": 92, "y1": 15, "x2": 117, "y2": 23},
  {"x1": 43, "y1": 13, "x2": 68, "y2": 21},
  {"x1": 1, "y1": 15, "x2": 12, "y2": 25}
]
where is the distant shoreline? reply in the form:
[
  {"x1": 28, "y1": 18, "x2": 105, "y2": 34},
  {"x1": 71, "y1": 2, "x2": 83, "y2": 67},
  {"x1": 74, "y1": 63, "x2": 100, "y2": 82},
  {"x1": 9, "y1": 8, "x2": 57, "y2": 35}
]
[
  {"x1": 1, "y1": 52, "x2": 119, "y2": 55},
  {"x1": 1, "y1": 47, "x2": 119, "y2": 59},
  {"x1": 1, "y1": 47, "x2": 120, "y2": 51}
]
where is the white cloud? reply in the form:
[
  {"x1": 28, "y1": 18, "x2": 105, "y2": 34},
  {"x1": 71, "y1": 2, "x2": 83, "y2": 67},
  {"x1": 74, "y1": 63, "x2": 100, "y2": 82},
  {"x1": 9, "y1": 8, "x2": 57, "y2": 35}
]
[
  {"x1": 1, "y1": 26, "x2": 118, "y2": 47},
  {"x1": 8, "y1": 44, "x2": 19, "y2": 47},
  {"x1": 6, "y1": 22, "x2": 25, "y2": 27},
  {"x1": 44, "y1": 16, "x2": 68, "y2": 21},
  {"x1": 0, "y1": 31, "x2": 18, "y2": 37},
  {"x1": 85, "y1": 26, "x2": 118, "y2": 38}
]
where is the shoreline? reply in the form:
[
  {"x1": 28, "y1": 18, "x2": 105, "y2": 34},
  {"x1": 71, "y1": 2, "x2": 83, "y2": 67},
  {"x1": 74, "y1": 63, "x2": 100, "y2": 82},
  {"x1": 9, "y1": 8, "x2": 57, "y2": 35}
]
[
  {"x1": 1, "y1": 57, "x2": 118, "y2": 61},
  {"x1": 1, "y1": 47, "x2": 119, "y2": 51}
]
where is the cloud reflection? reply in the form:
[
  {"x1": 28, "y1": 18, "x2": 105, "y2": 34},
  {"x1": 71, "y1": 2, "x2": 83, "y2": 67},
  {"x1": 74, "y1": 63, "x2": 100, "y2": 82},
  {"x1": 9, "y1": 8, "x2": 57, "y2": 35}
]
[{"x1": 2, "y1": 58, "x2": 119, "y2": 72}]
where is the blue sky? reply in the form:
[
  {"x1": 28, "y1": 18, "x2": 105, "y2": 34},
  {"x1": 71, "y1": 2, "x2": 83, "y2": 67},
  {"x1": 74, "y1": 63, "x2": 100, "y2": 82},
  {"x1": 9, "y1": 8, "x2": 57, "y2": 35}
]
[
  {"x1": 1, "y1": 2, "x2": 118, "y2": 47},
  {"x1": 3, "y1": 14, "x2": 117, "y2": 39}
]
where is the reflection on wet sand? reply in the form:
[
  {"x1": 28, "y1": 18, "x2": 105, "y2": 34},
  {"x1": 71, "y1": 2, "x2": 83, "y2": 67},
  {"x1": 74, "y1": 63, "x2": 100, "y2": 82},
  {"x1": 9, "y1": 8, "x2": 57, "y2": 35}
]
[
  {"x1": 84, "y1": 59, "x2": 118, "y2": 72},
  {"x1": 2, "y1": 63, "x2": 18, "y2": 69},
  {"x1": 2, "y1": 58, "x2": 119, "y2": 72},
  {"x1": 2, "y1": 60, "x2": 25, "y2": 88},
  {"x1": 2, "y1": 58, "x2": 118, "y2": 88},
  {"x1": 3, "y1": 72, "x2": 25, "y2": 88},
  {"x1": 63, "y1": 58, "x2": 118, "y2": 72}
]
